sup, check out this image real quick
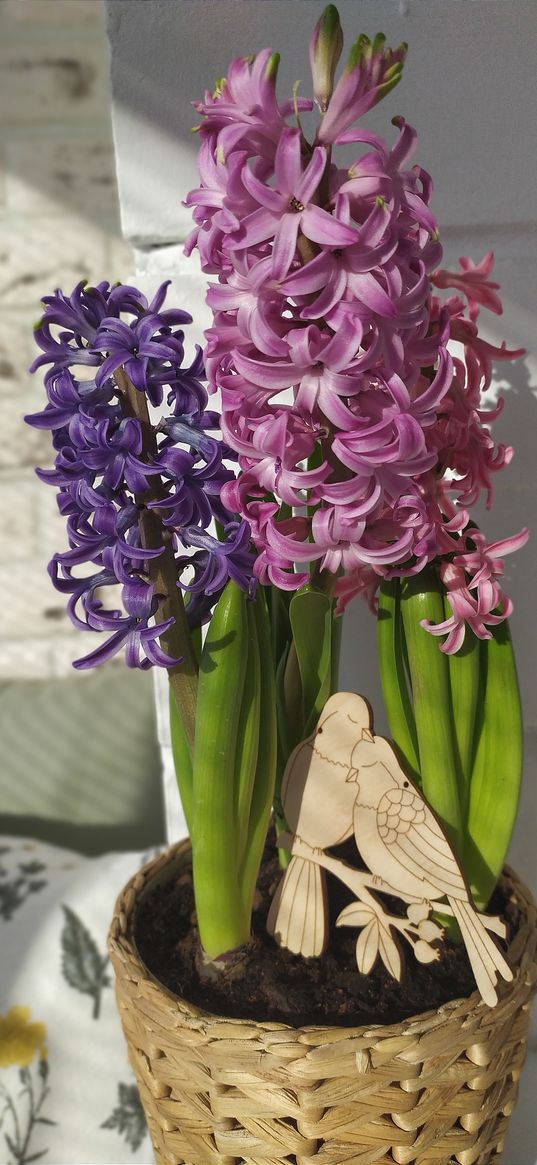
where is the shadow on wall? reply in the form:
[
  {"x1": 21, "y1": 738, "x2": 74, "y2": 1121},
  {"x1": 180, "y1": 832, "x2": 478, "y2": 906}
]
[{"x1": 0, "y1": 669, "x2": 165, "y2": 856}]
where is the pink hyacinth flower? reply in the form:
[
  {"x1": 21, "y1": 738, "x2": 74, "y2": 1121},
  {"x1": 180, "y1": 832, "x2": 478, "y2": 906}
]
[
  {"x1": 232, "y1": 126, "x2": 358, "y2": 279},
  {"x1": 421, "y1": 527, "x2": 529, "y2": 653},
  {"x1": 432, "y1": 252, "x2": 503, "y2": 317}
]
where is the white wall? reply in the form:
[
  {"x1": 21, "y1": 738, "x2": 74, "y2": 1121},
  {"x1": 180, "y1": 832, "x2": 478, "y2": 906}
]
[
  {"x1": 105, "y1": 1, "x2": 537, "y2": 1152},
  {"x1": 0, "y1": 0, "x2": 132, "y2": 680}
]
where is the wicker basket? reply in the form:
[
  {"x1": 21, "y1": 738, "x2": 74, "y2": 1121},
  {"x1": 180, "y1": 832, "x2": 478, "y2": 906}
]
[{"x1": 108, "y1": 841, "x2": 537, "y2": 1165}]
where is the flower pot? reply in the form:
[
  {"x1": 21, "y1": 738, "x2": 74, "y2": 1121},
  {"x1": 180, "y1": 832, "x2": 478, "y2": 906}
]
[{"x1": 108, "y1": 841, "x2": 537, "y2": 1165}]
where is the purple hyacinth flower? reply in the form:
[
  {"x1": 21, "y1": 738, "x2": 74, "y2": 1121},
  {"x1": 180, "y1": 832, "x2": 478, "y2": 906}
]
[
  {"x1": 73, "y1": 579, "x2": 182, "y2": 670},
  {"x1": 28, "y1": 277, "x2": 257, "y2": 668}
]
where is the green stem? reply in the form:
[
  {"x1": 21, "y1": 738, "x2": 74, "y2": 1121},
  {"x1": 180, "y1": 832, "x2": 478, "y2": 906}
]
[
  {"x1": 400, "y1": 569, "x2": 463, "y2": 850},
  {"x1": 115, "y1": 367, "x2": 198, "y2": 750}
]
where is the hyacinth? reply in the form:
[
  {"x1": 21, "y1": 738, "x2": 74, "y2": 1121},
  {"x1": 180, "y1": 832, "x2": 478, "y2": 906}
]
[
  {"x1": 186, "y1": 14, "x2": 527, "y2": 652},
  {"x1": 26, "y1": 280, "x2": 255, "y2": 669}
]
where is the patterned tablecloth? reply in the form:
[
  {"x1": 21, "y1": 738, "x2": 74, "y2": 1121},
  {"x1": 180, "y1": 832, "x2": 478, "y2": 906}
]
[
  {"x1": 0, "y1": 837, "x2": 156, "y2": 1165},
  {"x1": 0, "y1": 835, "x2": 535, "y2": 1165}
]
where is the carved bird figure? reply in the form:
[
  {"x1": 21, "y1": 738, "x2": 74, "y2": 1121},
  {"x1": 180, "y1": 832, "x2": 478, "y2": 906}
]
[
  {"x1": 349, "y1": 727, "x2": 513, "y2": 1007},
  {"x1": 267, "y1": 692, "x2": 369, "y2": 956}
]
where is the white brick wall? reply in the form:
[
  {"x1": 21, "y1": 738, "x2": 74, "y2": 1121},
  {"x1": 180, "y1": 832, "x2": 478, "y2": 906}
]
[{"x1": 0, "y1": 0, "x2": 132, "y2": 680}]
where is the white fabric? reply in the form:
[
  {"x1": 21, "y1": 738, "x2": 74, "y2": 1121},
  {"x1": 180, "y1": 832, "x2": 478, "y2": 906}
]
[
  {"x1": 0, "y1": 836, "x2": 156, "y2": 1165},
  {"x1": 0, "y1": 834, "x2": 534, "y2": 1164}
]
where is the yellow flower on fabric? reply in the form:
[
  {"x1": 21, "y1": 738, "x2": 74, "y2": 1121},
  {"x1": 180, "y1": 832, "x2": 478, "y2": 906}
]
[{"x1": 0, "y1": 1006, "x2": 47, "y2": 1068}]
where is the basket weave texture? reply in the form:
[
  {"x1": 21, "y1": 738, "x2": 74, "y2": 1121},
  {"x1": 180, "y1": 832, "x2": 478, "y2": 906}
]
[{"x1": 109, "y1": 841, "x2": 537, "y2": 1165}]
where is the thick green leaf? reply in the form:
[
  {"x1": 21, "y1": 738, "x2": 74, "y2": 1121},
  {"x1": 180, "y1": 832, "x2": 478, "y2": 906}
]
[
  {"x1": 400, "y1": 570, "x2": 462, "y2": 850},
  {"x1": 465, "y1": 621, "x2": 523, "y2": 908},
  {"x1": 240, "y1": 590, "x2": 278, "y2": 913},
  {"x1": 234, "y1": 601, "x2": 261, "y2": 863},
  {"x1": 446, "y1": 620, "x2": 481, "y2": 819},
  {"x1": 192, "y1": 581, "x2": 251, "y2": 956},
  {"x1": 169, "y1": 686, "x2": 193, "y2": 835},
  {"x1": 289, "y1": 588, "x2": 332, "y2": 734},
  {"x1": 266, "y1": 584, "x2": 291, "y2": 676},
  {"x1": 377, "y1": 579, "x2": 419, "y2": 778},
  {"x1": 330, "y1": 609, "x2": 343, "y2": 694}
]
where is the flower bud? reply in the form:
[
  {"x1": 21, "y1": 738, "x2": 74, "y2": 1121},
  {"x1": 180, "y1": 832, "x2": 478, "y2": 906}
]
[
  {"x1": 265, "y1": 51, "x2": 280, "y2": 87},
  {"x1": 309, "y1": 4, "x2": 344, "y2": 112}
]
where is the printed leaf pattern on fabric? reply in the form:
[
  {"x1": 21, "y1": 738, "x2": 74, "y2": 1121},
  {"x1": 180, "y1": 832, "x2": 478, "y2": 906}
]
[
  {"x1": 0, "y1": 1046, "x2": 56, "y2": 1165},
  {"x1": 0, "y1": 857, "x2": 48, "y2": 923},
  {"x1": 60, "y1": 906, "x2": 110, "y2": 1020},
  {"x1": 101, "y1": 1083, "x2": 147, "y2": 1152}
]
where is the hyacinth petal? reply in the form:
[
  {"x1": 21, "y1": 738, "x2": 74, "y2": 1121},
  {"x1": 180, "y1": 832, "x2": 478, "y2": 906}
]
[
  {"x1": 280, "y1": 251, "x2": 335, "y2": 295},
  {"x1": 272, "y1": 214, "x2": 301, "y2": 280},
  {"x1": 233, "y1": 351, "x2": 298, "y2": 390},
  {"x1": 301, "y1": 204, "x2": 358, "y2": 247},
  {"x1": 266, "y1": 521, "x2": 324, "y2": 563},
  {"x1": 482, "y1": 528, "x2": 529, "y2": 559},
  {"x1": 73, "y1": 628, "x2": 128, "y2": 670},
  {"x1": 274, "y1": 126, "x2": 303, "y2": 193},
  {"x1": 321, "y1": 318, "x2": 360, "y2": 371},
  {"x1": 241, "y1": 165, "x2": 283, "y2": 213},
  {"x1": 232, "y1": 206, "x2": 278, "y2": 249},
  {"x1": 300, "y1": 267, "x2": 347, "y2": 319},
  {"x1": 349, "y1": 271, "x2": 396, "y2": 317},
  {"x1": 296, "y1": 145, "x2": 327, "y2": 205}
]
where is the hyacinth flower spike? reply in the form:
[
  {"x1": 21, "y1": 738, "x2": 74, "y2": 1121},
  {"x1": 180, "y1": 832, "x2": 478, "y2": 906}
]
[{"x1": 188, "y1": 5, "x2": 528, "y2": 919}]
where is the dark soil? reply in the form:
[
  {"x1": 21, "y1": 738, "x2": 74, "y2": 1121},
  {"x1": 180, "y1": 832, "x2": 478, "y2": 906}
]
[{"x1": 134, "y1": 836, "x2": 517, "y2": 1028}]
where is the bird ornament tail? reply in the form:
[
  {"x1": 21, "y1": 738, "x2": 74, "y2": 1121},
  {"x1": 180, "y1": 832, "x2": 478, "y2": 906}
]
[
  {"x1": 449, "y1": 898, "x2": 513, "y2": 1008},
  {"x1": 267, "y1": 854, "x2": 328, "y2": 958}
]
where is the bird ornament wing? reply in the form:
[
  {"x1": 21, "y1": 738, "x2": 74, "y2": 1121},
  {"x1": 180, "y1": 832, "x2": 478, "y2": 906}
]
[{"x1": 377, "y1": 785, "x2": 467, "y2": 901}]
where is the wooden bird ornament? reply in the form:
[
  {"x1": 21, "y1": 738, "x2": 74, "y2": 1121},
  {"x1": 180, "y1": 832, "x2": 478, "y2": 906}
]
[{"x1": 267, "y1": 692, "x2": 512, "y2": 1008}]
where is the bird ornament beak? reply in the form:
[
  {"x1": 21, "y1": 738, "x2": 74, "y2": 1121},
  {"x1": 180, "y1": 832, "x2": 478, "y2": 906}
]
[
  {"x1": 346, "y1": 767, "x2": 359, "y2": 783},
  {"x1": 361, "y1": 727, "x2": 374, "y2": 743}
]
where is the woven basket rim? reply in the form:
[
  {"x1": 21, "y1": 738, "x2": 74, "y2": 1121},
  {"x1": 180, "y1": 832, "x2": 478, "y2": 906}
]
[{"x1": 109, "y1": 839, "x2": 536, "y2": 1041}]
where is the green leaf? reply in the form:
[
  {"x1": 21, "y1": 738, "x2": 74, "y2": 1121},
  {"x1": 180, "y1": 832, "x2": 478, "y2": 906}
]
[
  {"x1": 289, "y1": 588, "x2": 332, "y2": 734},
  {"x1": 266, "y1": 584, "x2": 291, "y2": 677},
  {"x1": 330, "y1": 609, "x2": 343, "y2": 694},
  {"x1": 446, "y1": 621, "x2": 481, "y2": 818},
  {"x1": 192, "y1": 581, "x2": 251, "y2": 956},
  {"x1": 400, "y1": 570, "x2": 463, "y2": 849},
  {"x1": 465, "y1": 621, "x2": 523, "y2": 908},
  {"x1": 377, "y1": 579, "x2": 419, "y2": 778},
  {"x1": 240, "y1": 589, "x2": 278, "y2": 915},
  {"x1": 234, "y1": 600, "x2": 261, "y2": 864},
  {"x1": 275, "y1": 642, "x2": 292, "y2": 776},
  {"x1": 169, "y1": 686, "x2": 194, "y2": 835}
]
